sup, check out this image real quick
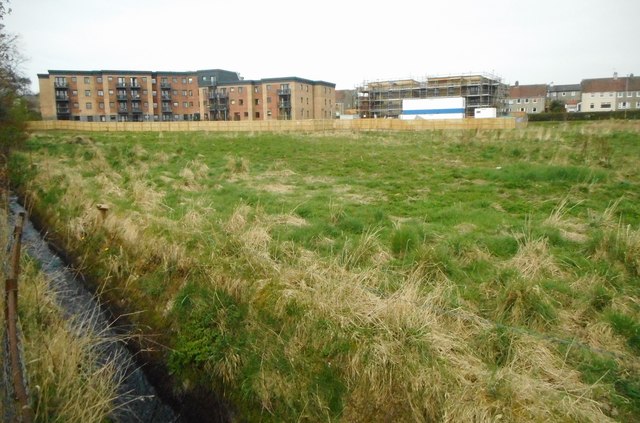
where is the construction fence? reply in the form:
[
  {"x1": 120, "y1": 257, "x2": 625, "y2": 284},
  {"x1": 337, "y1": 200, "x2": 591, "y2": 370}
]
[{"x1": 27, "y1": 117, "x2": 524, "y2": 133}]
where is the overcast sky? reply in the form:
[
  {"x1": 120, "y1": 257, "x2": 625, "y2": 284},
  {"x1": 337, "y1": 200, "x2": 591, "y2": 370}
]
[{"x1": 5, "y1": 0, "x2": 640, "y2": 93}]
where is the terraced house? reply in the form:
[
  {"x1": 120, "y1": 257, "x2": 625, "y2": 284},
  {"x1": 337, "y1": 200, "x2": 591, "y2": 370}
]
[
  {"x1": 581, "y1": 74, "x2": 640, "y2": 112},
  {"x1": 38, "y1": 69, "x2": 335, "y2": 122}
]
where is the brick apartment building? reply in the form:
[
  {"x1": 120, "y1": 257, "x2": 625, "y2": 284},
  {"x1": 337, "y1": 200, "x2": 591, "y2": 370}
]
[{"x1": 38, "y1": 69, "x2": 335, "y2": 121}]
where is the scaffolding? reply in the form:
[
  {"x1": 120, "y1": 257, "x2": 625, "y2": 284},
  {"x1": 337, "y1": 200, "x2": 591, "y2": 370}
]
[{"x1": 356, "y1": 73, "x2": 507, "y2": 118}]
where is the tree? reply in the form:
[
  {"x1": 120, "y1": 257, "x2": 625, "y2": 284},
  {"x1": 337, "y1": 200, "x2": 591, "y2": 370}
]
[
  {"x1": 547, "y1": 99, "x2": 565, "y2": 113},
  {"x1": 0, "y1": 0, "x2": 30, "y2": 150}
]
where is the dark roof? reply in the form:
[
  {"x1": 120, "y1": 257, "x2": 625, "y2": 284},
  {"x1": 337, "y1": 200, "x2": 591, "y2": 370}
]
[
  {"x1": 581, "y1": 76, "x2": 640, "y2": 93},
  {"x1": 509, "y1": 84, "x2": 547, "y2": 98},
  {"x1": 548, "y1": 84, "x2": 581, "y2": 93},
  {"x1": 215, "y1": 77, "x2": 335, "y2": 88}
]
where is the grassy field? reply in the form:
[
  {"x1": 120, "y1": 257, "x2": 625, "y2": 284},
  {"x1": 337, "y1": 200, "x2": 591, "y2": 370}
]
[{"x1": 10, "y1": 122, "x2": 640, "y2": 421}]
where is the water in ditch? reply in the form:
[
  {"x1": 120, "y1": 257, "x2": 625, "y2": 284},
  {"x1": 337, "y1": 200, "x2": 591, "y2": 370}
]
[{"x1": 9, "y1": 197, "x2": 180, "y2": 422}]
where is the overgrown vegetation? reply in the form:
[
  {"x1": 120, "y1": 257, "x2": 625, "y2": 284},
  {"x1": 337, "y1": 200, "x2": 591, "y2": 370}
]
[
  {"x1": 0, "y1": 212, "x2": 121, "y2": 421},
  {"x1": 10, "y1": 122, "x2": 640, "y2": 421}
]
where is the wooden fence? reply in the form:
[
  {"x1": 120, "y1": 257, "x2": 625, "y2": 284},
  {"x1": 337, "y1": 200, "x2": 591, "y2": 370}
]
[{"x1": 26, "y1": 117, "x2": 524, "y2": 133}]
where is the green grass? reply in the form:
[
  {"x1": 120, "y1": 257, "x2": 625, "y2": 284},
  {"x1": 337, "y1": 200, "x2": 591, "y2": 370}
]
[{"x1": 10, "y1": 122, "x2": 640, "y2": 422}]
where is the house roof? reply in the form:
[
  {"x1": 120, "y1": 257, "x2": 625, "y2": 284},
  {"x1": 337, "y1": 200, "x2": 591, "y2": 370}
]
[
  {"x1": 509, "y1": 84, "x2": 547, "y2": 98},
  {"x1": 581, "y1": 76, "x2": 640, "y2": 93},
  {"x1": 548, "y1": 84, "x2": 581, "y2": 93}
]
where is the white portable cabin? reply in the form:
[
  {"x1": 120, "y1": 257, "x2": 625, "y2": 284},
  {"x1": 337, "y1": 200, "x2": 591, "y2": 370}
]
[
  {"x1": 400, "y1": 97, "x2": 465, "y2": 120},
  {"x1": 474, "y1": 107, "x2": 497, "y2": 119}
]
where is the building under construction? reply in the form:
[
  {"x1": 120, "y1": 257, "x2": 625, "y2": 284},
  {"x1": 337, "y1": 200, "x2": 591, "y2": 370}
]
[{"x1": 356, "y1": 73, "x2": 508, "y2": 118}]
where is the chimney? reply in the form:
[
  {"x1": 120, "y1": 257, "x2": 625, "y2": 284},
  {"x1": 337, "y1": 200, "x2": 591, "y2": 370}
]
[
  {"x1": 613, "y1": 72, "x2": 618, "y2": 80},
  {"x1": 515, "y1": 80, "x2": 519, "y2": 87}
]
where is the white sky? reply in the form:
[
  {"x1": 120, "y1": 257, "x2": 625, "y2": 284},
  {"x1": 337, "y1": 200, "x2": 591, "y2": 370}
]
[{"x1": 5, "y1": 0, "x2": 640, "y2": 92}]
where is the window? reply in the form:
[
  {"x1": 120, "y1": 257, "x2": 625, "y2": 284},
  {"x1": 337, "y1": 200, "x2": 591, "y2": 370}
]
[
  {"x1": 73, "y1": 102, "x2": 79, "y2": 108},
  {"x1": 561, "y1": 92, "x2": 566, "y2": 97},
  {"x1": 520, "y1": 108, "x2": 525, "y2": 112},
  {"x1": 86, "y1": 102, "x2": 92, "y2": 109},
  {"x1": 590, "y1": 103, "x2": 594, "y2": 109},
  {"x1": 230, "y1": 87, "x2": 235, "y2": 92},
  {"x1": 172, "y1": 77, "x2": 178, "y2": 83},
  {"x1": 153, "y1": 103, "x2": 158, "y2": 109},
  {"x1": 571, "y1": 91, "x2": 575, "y2": 96},
  {"x1": 532, "y1": 107, "x2": 537, "y2": 112},
  {"x1": 617, "y1": 92, "x2": 623, "y2": 98},
  {"x1": 108, "y1": 76, "x2": 113, "y2": 81},
  {"x1": 601, "y1": 102, "x2": 611, "y2": 109},
  {"x1": 267, "y1": 110, "x2": 272, "y2": 117},
  {"x1": 97, "y1": 77, "x2": 103, "y2": 83},
  {"x1": 619, "y1": 102, "x2": 628, "y2": 109},
  {"x1": 189, "y1": 90, "x2": 193, "y2": 96},
  {"x1": 267, "y1": 97, "x2": 271, "y2": 103},
  {"x1": 189, "y1": 102, "x2": 193, "y2": 107},
  {"x1": 516, "y1": 99, "x2": 521, "y2": 104},
  {"x1": 637, "y1": 102, "x2": 640, "y2": 108},
  {"x1": 255, "y1": 112, "x2": 260, "y2": 118},
  {"x1": 109, "y1": 102, "x2": 115, "y2": 108},
  {"x1": 98, "y1": 90, "x2": 104, "y2": 97},
  {"x1": 85, "y1": 90, "x2": 91, "y2": 97},
  {"x1": 188, "y1": 77, "x2": 193, "y2": 84},
  {"x1": 71, "y1": 77, "x2": 77, "y2": 82},
  {"x1": 142, "y1": 77, "x2": 147, "y2": 83},
  {"x1": 72, "y1": 90, "x2": 78, "y2": 96},
  {"x1": 254, "y1": 87, "x2": 259, "y2": 93},
  {"x1": 533, "y1": 98, "x2": 537, "y2": 103},
  {"x1": 84, "y1": 77, "x2": 90, "y2": 84},
  {"x1": 239, "y1": 99, "x2": 244, "y2": 105},
  {"x1": 627, "y1": 92, "x2": 633, "y2": 97},
  {"x1": 182, "y1": 90, "x2": 187, "y2": 96},
  {"x1": 244, "y1": 112, "x2": 248, "y2": 117},
  {"x1": 266, "y1": 84, "x2": 271, "y2": 91},
  {"x1": 183, "y1": 102, "x2": 188, "y2": 108},
  {"x1": 231, "y1": 99, "x2": 236, "y2": 105},
  {"x1": 255, "y1": 99, "x2": 260, "y2": 105},
  {"x1": 99, "y1": 102, "x2": 104, "y2": 109},
  {"x1": 173, "y1": 90, "x2": 177, "y2": 95},
  {"x1": 143, "y1": 90, "x2": 148, "y2": 95},
  {"x1": 173, "y1": 102, "x2": 179, "y2": 107},
  {"x1": 525, "y1": 98, "x2": 529, "y2": 103},
  {"x1": 182, "y1": 78, "x2": 186, "y2": 84}
]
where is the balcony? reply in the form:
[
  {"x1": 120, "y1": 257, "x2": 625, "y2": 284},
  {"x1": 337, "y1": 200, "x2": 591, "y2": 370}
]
[
  {"x1": 160, "y1": 82, "x2": 171, "y2": 89},
  {"x1": 278, "y1": 88, "x2": 291, "y2": 95},
  {"x1": 131, "y1": 107, "x2": 142, "y2": 114},
  {"x1": 116, "y1": 82, "x2": 127, "y2": 88},
  {"x1": 56, "y1": 107, "x2": 70, "y2": 115},
  {"x1": 279, "y1": 101, "x2": 292, "y2": 109},
  {"x1": 162, "y1": 105, "x2": 172, "y2": 113},
  {"x1": 117, "y1": 94, "x2": 128, "y2": 100},
  {"x1": 131, "y1": 95, "x2": 141, "y2": 101},
  {"x1": 55, "y1": 95, "x2": 70, "y2": 101},
  {"x1": 209, "y1": 104, "x2": 228, "y2": 111},
  {"x1": 209, "y1": 92, "x2": 228, "y2": 100},
  {"x1": 54, "y1": 82, "x2": 69, "y2": 89},
  {"x1": 118, "y1": 107, "x2": 128, "y2": 114},
  {"x1": 161, "y1": 94, "x2": 171, "y2": 100},
  {"x1": 130, "y1": 84, "x2": 141, "y2": 90}
]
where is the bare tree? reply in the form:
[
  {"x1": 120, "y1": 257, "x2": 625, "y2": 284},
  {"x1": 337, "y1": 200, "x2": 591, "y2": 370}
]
[{"x1": 0, "y1": 0, "x2": 30, "y2": 148}]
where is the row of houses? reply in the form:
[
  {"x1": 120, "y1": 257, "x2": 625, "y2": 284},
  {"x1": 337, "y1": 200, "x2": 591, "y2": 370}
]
[
  {"x1": 38, "y1": 69, "x2": 335, "y2": 122},
  {"x1": 506, "y1": 73, "x2": 640, "y2": 114}
]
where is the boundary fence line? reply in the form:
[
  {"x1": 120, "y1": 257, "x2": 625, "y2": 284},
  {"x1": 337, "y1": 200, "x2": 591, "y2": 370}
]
[
  {"x1": 3, "y1": 211, "x2": 34, "y2": 423},
  {"x1": 26, "y1": 117, "x2": 524, "y2": 133}
]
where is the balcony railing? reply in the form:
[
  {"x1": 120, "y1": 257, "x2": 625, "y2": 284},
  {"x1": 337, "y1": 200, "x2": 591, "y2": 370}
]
[
  {"x1": 160, "y1": 83, "x2": 171, "y2": 89},
  {"x1": 278, "y1": 88, "x2": 291, "y2": 95},
  {"x1": 118, "y1": 107, "x2": 128, "y2": 114},
  {"x1": 54, "y1": 82, "x2": 68, "y2": 89},
  {"x1": 55, "y1": 95, "x2": 69, "y2": 101},
  {"x1": 130, "y1": 84, "x2": 141, "y2": 90},
  {"x1": 131, "y1": 108, "x2": 142, "y2": 114},
  {"x1": 117, "y1": 95, "x2": 128, "y2": 100},
  {"x1": 209, "y1": 92, "x2": 228, "y2": 100},
  {"x1": 162, "y1": 106, "x2": 172, "y2": 113},
  {"x1": 279, "y1": 101, "x2": 292, "y2": 108},
  {"x1": 131, "y1": 95, "x2": 141, "y2": 101},
  {"x1": 56, "y1": 108, "x2": 70, "y2": 114},
  {"x1": 116, "y1": 82, "x2": 127, "y2": 88}
]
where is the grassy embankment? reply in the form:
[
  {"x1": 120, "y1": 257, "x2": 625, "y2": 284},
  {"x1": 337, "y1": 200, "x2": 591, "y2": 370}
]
[
  {"x1": 9, "y1": 122, "x2": 640, "y2": 421},
  {"x1": 0, "y1": 208, "x2": 121, "y2": 421}
]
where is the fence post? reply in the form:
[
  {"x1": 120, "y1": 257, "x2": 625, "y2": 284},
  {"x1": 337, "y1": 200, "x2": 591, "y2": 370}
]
[{"x1": 5, "y1": 211, "x2": 34, "y2": 422}]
